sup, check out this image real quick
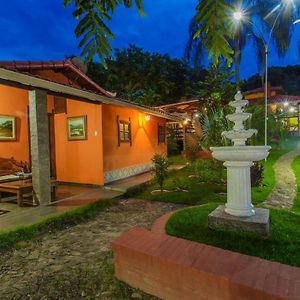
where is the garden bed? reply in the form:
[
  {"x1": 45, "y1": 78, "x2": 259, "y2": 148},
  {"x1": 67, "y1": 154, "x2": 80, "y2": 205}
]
[
  {"x1": 166, "y1": 203, "x2": 300, "y2": 268},
  {"x1": 129, "y1": 149, "x2": 289, "y2": 206}
]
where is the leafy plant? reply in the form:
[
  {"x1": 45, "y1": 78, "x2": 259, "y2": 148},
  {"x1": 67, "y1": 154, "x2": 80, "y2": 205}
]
[
  {"x1": 194, "y1": 159, "x2": 225, "y2": 183},
  {"x1": 151, "y1": 154, "x2": 169, "y2": 191},
  {"x1": 251, "y1": 162, "x2": 263, "y2": 187},
  {"x1": 246, "y1": 104, "x2": 289, "y2": 145},
  {"x1": 172, "y1": 177, "x2": 189, "y2": 191},
  {"x1": 64, "y1": 0, "x2": 144, "y2": 67},
  {"x1": 200, "y1": 108, "x2": 231, "y2": 151}
]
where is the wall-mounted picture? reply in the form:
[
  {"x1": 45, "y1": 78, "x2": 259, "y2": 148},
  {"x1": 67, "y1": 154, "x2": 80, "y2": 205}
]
[
  {"x1": 67, "y1": 116, "x2": 87, "y2": 140},
  {"x1": 0, "y1": 115, "x2": 16, "y2": 141}
]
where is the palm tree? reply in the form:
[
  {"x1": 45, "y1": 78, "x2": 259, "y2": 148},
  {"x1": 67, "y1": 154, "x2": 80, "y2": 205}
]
[{"x1": 185, "y1": 0, "x2": 299, "y2": 88}]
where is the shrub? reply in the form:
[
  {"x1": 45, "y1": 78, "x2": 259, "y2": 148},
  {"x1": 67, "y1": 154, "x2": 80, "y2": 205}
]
[
  {"x1": 194, "y1": 159, "x2": 224, "y2": 183},
  {"x1": 251, "y1": 162, "x2": 263, "y2": 187},
  {"x1": 151, "y1": 154, "x2": 169, "y2": 191}
]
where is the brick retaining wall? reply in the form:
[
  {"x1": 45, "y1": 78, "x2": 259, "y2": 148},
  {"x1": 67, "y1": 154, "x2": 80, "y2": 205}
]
[{"x1": 112, "y1": 226, "x2": 300, "y2": 300}]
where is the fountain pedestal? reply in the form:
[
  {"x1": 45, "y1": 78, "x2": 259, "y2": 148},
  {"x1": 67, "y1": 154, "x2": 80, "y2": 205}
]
[
  {"x1": 208, "y1": 91, "x2": 271, "y2": 236},
  {"x1": 224, "y1": 161, "x2": 254, "y2": 217}
]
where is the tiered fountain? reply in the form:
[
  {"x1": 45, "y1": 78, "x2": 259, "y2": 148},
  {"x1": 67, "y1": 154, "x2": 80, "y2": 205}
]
[{"x1": 209, "y1": 91, "x2": 271, "y2": 235}]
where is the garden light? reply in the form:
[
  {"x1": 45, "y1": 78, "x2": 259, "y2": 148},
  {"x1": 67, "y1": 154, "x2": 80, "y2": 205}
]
[
  {"x1": 289, "y1": 107, "x2": 295, "y2": 113},
  {"x1": 284, "y1": 101, "x2": 289, "y2": 107},
  {"x1": 233, "y1": 10, "x2": 244, "y2": 21}
]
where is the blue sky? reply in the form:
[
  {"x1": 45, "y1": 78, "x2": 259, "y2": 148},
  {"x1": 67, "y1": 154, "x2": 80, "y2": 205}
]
[{"x1": 0, "y1": 0, "x2": 299, "y2": 79}]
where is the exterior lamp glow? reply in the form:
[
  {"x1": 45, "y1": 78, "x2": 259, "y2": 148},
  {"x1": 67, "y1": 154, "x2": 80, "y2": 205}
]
[
  {"x1": 194, "y1": 113, "x2": 199, "y2": 118},
  {"x1": 289, "y1": 107, "x2": 295, "y2": 113},
  {"x1": 145, "y1": 115, "x2": 151, "y2": 121},
  {"x1": 233, "y1": 10, "x2": 243, "y2": 21},
  {"x1": 283, "y1": 101, "x2": 289, "y2": 107}
]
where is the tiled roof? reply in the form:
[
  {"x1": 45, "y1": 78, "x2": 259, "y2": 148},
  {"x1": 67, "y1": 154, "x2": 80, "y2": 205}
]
[
  {"x1": 244, "y1": 85, "x2": 284, "y2": 95},
  {"x1": 269, "y1": 94, "x2": 300, "y2": 103},
  {"x1": 0, "y1": 60, "x2": 181, "y2": 121}
]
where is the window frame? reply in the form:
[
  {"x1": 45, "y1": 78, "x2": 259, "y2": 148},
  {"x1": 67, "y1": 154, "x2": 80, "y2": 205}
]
[
  {"x1": 117, "y1": 116, "x2": 132, "y2": 146},
  {"x1": 158, "y1": 124, "x2": 166, "y2": 144}
]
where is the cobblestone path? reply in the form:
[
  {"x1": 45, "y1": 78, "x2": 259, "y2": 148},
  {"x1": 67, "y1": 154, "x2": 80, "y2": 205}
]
[
  {"x1": 264, "y1": 147, "x2": 300, "y2": 209},
  {"x1": 0, "y1": 199, "x2": 183, "y2": 300}
]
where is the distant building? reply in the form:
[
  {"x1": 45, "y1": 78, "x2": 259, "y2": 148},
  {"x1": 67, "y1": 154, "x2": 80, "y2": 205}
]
[{"x1": 244, "y1": 84, "x2": 300, "y2": 132}]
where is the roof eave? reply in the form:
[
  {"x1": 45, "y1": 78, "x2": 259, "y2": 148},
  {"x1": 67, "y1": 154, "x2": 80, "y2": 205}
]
[{"x1": 0, "y1": 68, "x2": 182, "y2": 122}]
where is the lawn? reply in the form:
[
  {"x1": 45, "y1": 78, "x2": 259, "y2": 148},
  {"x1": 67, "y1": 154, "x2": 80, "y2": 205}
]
[
  {"x1": 166, "y1": 203, "x2": 300, "y2": 268},
  {"x1": 130, "y1": 147, "x2": 291, "y2": 206},
  {"x1": 128, "y1": 162, "x2": 227, "y2": 205},
  {"x1": 164, "y1": 141, "x2": 300, "y2": 269}
]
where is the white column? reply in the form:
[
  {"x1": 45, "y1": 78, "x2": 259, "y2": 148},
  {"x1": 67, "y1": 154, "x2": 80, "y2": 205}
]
[
  {"x1": 224, "y1": 161, "x2": 255, "y2": 217},
  {"x1": 29, "y1": 89, "x2": 51, "y2": 205}
]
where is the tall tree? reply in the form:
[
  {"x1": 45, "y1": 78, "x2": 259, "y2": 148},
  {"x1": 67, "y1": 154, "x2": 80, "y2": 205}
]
[
  {"x1": 186, "y1": 0, "x2": 299, "y2": 85},
  {"x1": 88, "y1": 45, "x2": 206, "y2": 105},
  {"x1": 64, "y1": 0, "x2": 144, "y2": 67}
]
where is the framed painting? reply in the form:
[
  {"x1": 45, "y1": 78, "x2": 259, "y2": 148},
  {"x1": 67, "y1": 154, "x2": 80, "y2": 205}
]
[
  {"x1": 0, "y1": 115, "x2": 16, "y2": 141},
  {"x1": 67, "y1": 116, "x2": 87, "y2": 140}
]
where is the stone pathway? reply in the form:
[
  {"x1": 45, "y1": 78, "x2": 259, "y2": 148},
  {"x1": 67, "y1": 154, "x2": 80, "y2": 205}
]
[
  {"x1": 264, "y1": 147, "x2": 300, "y2": 209},
  {"x1": 0, "y1": 199, "x2": 183, "y2": 300}
]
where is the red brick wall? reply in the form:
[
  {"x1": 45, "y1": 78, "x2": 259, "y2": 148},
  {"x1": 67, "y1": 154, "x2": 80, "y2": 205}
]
[{"x1": 113, "y1": 227, "x2": 300, "y2": 300}]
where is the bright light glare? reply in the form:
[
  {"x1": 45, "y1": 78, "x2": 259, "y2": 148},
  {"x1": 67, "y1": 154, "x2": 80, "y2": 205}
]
[
  {"x1": 283, "y1": 101, "x2": 289, "y2": 107},
  {"x1": 289, "y1": 107, "x2": 295, "y2": 113},
  {"x1": 194, "y1": 113, "x2": 199, "y2": 118},
  {"x1": 233, "y1": 11, "x2": 243, "y2": 21},
  {"x1": 293, "y1": 19, "x2": 300, "y2": 24}
]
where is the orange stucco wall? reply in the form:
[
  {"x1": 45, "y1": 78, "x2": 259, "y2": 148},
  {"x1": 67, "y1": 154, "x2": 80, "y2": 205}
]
[
  {"x1": 102, "y1": 104, "x2": 167, "y2": 172},
  {"x1": 0, "y1": 85, "x2": 29, "y2": 162},
  {"x1": 54, "y1": 99, "x2": 104, "y2": 185}
]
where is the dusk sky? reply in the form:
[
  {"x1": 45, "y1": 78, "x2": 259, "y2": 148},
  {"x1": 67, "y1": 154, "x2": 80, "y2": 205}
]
[{"x1": 0, "y1": 0, "x2": 299, "y2": 79}]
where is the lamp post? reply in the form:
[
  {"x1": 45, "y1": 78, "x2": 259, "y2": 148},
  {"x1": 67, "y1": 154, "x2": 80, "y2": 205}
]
[{"x1": 233, "y1": 1, "x2": 292, "y2": 147}]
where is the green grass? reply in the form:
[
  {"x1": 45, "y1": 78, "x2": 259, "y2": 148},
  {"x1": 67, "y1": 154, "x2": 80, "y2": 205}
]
[
  {"x1": 0, "y1": 199, "x2": 113, "y2": 252},
  {"x1": 292, "y1": 155, "x2": 300, "y2": 212},
  {"x1": 166, "y1": 203, "x2": 300, "y2": 268},
  {"x1": 131, "y1": 147, "x2": 291, "y2": 206},
  {"x1": 168, "y1": 154, "x2": 187, "y2": 165},
  {"x1": 130, "y1": 165, "x2": 226, "y2": 205}
]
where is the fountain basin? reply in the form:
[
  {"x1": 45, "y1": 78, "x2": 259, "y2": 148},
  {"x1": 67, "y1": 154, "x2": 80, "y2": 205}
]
[
  {"x1": 210, "y1": 146, "x2": 271, "y2": 162},
  {"x1": 226, "y1": 112, "x2": 251, "y2": 123}
]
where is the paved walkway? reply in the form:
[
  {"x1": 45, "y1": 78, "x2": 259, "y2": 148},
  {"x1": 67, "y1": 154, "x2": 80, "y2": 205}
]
[
  {"x1": 0, "y1": 170, "x2": 167, "y2": 231},
  {"x1": 0, "y1": 199, "x2": 182, "y2": 299},
  {"x1": 264, "y1": 147, "x2": 300, "y2": 209}
]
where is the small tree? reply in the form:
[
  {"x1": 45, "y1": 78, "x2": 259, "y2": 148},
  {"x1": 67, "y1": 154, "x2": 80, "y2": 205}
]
[{"x1": 151, "y1": 154, "x2": 169, "y2": 191}]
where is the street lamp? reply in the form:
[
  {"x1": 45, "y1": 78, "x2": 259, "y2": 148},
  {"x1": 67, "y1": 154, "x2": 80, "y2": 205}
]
[{"x1": 233, "y1": 2, "x2": 292, "y2": 148}]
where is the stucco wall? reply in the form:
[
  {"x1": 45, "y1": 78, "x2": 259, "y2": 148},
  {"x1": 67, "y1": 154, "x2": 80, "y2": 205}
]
[
  {"x1": 0, "y1": 85, "x2": 30, "y2": 162},
  {"x1": 102, "y1": 104, "x2": 167, "y2": 173},
  {"x1": 54, "y1": 99, "x2": 104, "y2": 185}
]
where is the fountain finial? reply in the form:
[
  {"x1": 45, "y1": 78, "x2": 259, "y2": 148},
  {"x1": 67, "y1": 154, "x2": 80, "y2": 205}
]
[{"x1": 222, "y1": 91, "x2": 257, "y2": 146}]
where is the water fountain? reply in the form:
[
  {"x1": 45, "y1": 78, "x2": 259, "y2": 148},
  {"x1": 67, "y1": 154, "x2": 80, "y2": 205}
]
[{"x1": 208, "y1": 91, "x2": 271, "y2": 235}]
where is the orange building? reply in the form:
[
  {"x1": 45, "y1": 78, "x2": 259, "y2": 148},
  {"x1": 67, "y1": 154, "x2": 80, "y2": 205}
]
[
  {"x1": 244, "y1": 84, "x2": 300, "y2": 132},
  {"x1": 0, "y1": 60, "x2": 180, "y2": 204}
]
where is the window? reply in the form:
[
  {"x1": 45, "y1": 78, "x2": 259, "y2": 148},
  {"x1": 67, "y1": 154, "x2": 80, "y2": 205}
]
[
  {"x1": 117, "y1": 116, "x2": 132, "y2": 146},
  {"x1": 158, "y1": 125, "x2": 166, "y2": 144}
]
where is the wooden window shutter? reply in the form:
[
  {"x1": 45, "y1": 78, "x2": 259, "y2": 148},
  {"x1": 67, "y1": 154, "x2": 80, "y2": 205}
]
[{"x1": 54, "y1": 96, "x2": 67, "y2": 114}]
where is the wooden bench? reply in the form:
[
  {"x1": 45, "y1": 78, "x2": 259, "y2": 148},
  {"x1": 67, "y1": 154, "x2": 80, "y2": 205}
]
[
  {"x1": 113, "y1": 227, "x2": 300, "y2": 300},
  {"x1": 0, "y1": 179, "x2": 57, "y2": 206}
]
